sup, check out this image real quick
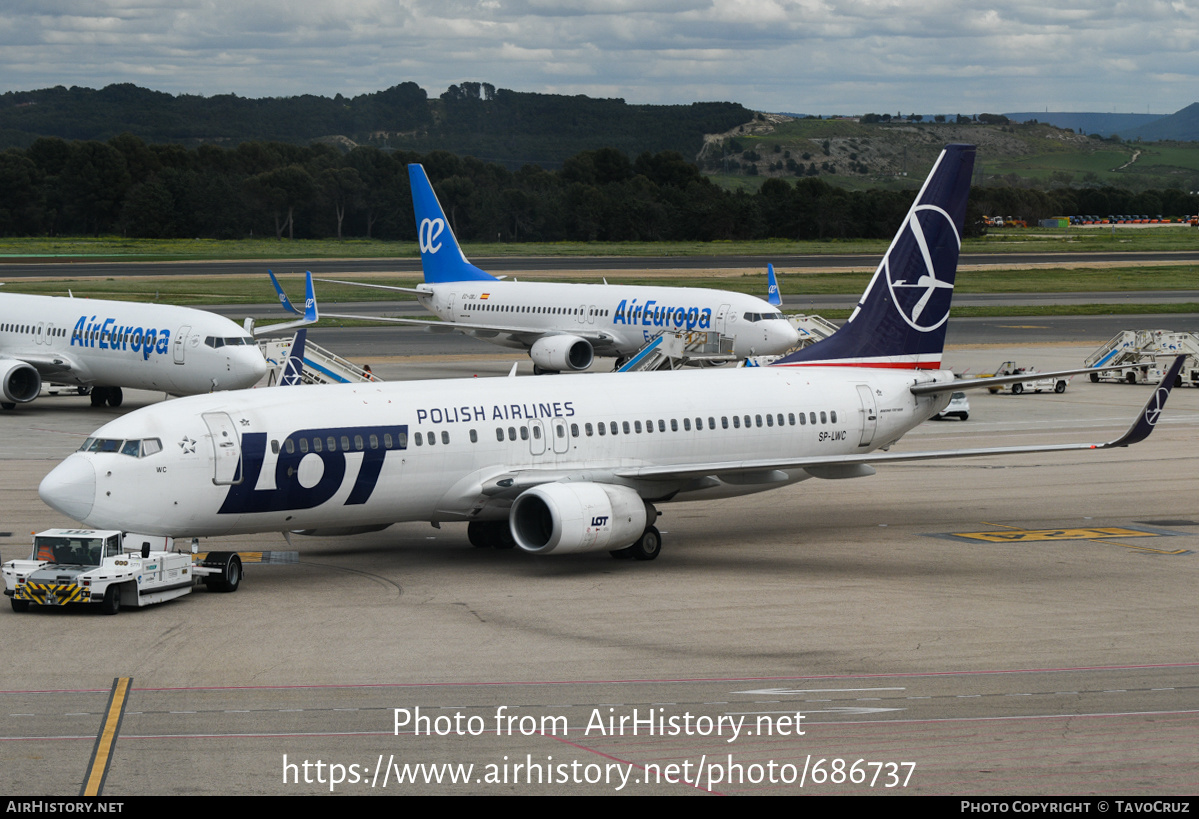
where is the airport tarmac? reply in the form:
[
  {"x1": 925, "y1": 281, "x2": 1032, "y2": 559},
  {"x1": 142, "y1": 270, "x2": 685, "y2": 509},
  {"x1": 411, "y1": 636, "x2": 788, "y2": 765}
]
[{"x1": 2, "y1": 342, "x2": 1198, "y2": 796}]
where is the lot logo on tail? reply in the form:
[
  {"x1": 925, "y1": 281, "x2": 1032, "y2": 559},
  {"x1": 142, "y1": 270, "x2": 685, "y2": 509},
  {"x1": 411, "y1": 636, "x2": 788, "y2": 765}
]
[{"x1": 885, "y1": 204, "x2": 959, "y2": 333}]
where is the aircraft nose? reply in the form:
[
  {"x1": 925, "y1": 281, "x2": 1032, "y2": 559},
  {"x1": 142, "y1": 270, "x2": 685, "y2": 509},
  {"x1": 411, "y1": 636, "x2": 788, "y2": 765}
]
[
  {"x1": 245, "y1": 349, "x2": 269, "y2": 382},
  {"x1": 774, "y1": 321, "x2": 801, "y2": 351},
  {"x1": 39, "y1": 456, "x2": 97, "y2": 523}
]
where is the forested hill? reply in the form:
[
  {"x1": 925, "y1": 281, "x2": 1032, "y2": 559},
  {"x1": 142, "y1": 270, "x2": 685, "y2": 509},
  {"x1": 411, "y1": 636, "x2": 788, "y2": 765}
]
[{"x1": 0, "y1": 81, "x2": 753, "y2": 168}]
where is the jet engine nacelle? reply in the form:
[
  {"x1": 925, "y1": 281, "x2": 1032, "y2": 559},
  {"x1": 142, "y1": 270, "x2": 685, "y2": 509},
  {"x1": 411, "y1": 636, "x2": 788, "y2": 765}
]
[
  {"x1": 529, "y1": 335, "x2": 594, "y2": 372},
  {"x1": 1, "y1": 360, "x2": 42, "y2": 404},
  {"x1": 510, "y1": 482, "x2": 647, "y2": 555}
]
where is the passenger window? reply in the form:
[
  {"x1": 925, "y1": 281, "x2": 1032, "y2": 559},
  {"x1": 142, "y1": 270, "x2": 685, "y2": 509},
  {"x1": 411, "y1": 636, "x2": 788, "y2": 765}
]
[
  {"x1": 622, "y1": 421, "x2": 630, "y2": 434},
  {"x1": 683, "y1": 418, "x2": 691, "y2": 431},
  {"x1": 329, "y1": 436, "x2": 338, "y2": 451},
  {"x1": 520, "y1": 427, "x2": 529, "y2": 441},
  {"x1": 442, "y1": 431, "x2": 450, "y2": 444},
  {"x1": 634, "y1": 420, "x2": 642, "y2": 433},
  {"x1": 671, "y1": 419, "x2": 678, "y2": 432},
  {"x1": 415, "y1": 432, "x2": 423, "y2": 446},
  {"x1": 496, "y1": 428, "x2": 505, "y2": 442},
  {"x1": 820, "y1": 412, "x2": 827, "y2": 424},
  {"x1": 508, "y1": 427, "x2": 517, "y2": 441},
  {"x1": 427, "y1": 432, "x2": 435, "y2": 446},
  {"x1": 470, "y1": 429, "x2": 478, "y2": 443},
  {"x1": 585, "y1": 423, "x2": 594, "y2": 436},
  {"x1": 610, "y1": 421, "x2": 618, "y2": 435},
  {"x1": 830, "y1": 411, "x2": 837, "y2": 423},
  {"x1": 733, "y1": 416, "x2": 741, "y2": 429}
]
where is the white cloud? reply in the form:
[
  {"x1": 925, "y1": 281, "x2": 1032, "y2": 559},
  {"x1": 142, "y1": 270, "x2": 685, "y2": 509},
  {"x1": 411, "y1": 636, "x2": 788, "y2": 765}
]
[{"x1": 0, "y1": 0, "x2": 1195, "y2": 114}]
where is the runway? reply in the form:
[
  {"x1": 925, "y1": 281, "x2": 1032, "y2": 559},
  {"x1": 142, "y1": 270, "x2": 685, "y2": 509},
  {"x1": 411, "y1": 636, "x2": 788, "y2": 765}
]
[{"x1": 2, "y1": 343, "x2": 1198, "y2": 795}]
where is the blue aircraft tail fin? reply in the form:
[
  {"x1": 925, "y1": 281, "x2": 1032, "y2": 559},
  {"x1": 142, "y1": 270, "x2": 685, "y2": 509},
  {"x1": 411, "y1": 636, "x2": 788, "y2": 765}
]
[
  {"x1": 408, "y1": 164, "x2": 497, "y2": 284},
  {"x1": 773, "y1": 144, "x2": 975, "y2": 370},
  {"x1": 280, "y1": 329, "x2": 307, "y2": 386},
  {"x1": 766, "y1": 263, "x2": 782, "y2": 307}
]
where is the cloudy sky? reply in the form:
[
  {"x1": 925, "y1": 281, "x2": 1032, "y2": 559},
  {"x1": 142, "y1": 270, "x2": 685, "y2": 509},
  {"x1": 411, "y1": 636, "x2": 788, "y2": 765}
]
[{"x1": 2, "y1": 1, "x2": 1196, "y2": 116}]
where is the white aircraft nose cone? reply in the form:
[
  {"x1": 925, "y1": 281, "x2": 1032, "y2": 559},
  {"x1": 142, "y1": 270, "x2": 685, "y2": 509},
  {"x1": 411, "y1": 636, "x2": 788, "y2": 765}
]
[{"x1": 39, "y1": 457, "x2": 97, "y2": 522}]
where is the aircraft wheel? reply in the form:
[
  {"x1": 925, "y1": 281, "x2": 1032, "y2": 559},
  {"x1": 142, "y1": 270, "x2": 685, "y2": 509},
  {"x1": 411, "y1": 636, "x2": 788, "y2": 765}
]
[
  {"x1": 629, "y1": 526, "x2": 662, "y2": 561},
  {"x1": 107, "y1": 387, "x2": 123, "y2": 407},
  {"x1": 11, "y1": 598, "x2": 29, "y2": 612},
  {"x1": 467, "y1": 521, "x2": 490, "y2": 548},
  {"x1": 1, "y1": 403, "x2": 14, "y2": 411},
  {"x1": 609, "y1": 547, "x2": 633, "y2": 560},
  {"x1": 100, "y1": 585, "x2": 121, "y2": 615},
  {"x1": 90, "y1": 388, "x2": 107, "y2": 407},
  {"x1": 493, "y1": 523, "x2": 517, "y2": 550},
  {"x1": 1054, "y1": 381, "x2": 1066, "y2": 394}
]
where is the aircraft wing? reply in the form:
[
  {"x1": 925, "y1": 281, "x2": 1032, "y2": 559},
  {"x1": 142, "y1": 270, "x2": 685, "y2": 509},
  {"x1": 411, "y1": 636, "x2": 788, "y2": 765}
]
[
  {"x1": 911, "y1": 361, "x2": 1163, "y2": 396},
  {"x1": 474, "y1": 356, "x2": 1183, "y2": 499},
  {"x1": 4, "y1": 351, "x2": 87, "y2": 382},
  {"x1": 619, "y1": 355, "x2": 1185, "y2": 483},
  {"x1": 314, "y1": 277, "x2": 428, "y2": 296},
  {"x1": 307, "y1": 311, "x2": 616, "y2": 346}
]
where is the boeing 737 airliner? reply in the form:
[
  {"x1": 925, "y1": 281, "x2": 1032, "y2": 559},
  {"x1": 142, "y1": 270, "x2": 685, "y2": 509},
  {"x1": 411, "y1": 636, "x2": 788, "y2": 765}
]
[
  {"x1": 314, "y1": 164, "x2": 800, "y2": 372},
  {"x1": 1, "y1": 273, "x2": 317, "y2": 410},
  {"x1": 37, "y1": 146, "x2": 1185, "y2": 563}
]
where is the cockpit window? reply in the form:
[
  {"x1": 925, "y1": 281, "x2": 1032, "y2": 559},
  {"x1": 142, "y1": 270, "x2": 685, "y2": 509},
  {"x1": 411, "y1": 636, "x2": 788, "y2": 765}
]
[
  {"x1": 205, "y1": 336, "x2": 253, "y2": 348},
  {"x1": 78, "y1": 437, "x2": 164, "y2": 458},
  {"x1": 742, "y1": 312, "x2": 787, "y2": 322}
]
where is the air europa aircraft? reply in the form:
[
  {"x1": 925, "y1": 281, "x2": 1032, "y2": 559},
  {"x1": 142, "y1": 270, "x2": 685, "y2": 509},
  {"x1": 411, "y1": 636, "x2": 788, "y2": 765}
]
[
  {"x1": 1, "y1": 274, "x2": 317, "y2": 410},
  {"x1": 37, "y1": 145, "x2": 1185, "y2": 561},
  {"x1": 314, "y1": 164, "x2": 800, "y2": 372}
]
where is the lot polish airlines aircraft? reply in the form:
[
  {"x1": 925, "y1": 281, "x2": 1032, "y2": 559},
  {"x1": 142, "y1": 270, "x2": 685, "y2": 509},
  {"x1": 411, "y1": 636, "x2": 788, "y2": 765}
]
[
  {"x1": 37, "y1": 146, "x2": 1185, "y2": 561},
  {"x1": 1, "y1": 274, "x2": 317, "y2": 410},
  {"x1": 314, "y1": 164, "x2": 800, "y2": 372}
]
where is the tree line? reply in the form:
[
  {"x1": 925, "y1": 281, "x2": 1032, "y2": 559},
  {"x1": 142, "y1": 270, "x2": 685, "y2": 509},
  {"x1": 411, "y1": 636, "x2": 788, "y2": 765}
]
[{"x1": 1, "y1": 135, "x2": 1195, "y2": 242}]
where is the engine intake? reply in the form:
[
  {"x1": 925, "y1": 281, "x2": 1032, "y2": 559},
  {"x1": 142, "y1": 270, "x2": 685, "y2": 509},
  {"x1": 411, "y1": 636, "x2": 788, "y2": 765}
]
[
  {"x1": 510, "y1": 482, "x2": 647, "y2": 555},
  {"x1": 1, "y1": 360, "x2": 42, "y2": 404},
  {"x1": 529, "y1": 335, "x2": 594, "y2": 372}
]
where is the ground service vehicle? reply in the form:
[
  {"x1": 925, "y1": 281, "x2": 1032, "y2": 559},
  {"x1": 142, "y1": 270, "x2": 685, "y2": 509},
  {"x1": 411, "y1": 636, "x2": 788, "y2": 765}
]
[
  {"x1": 986, "y1": 362, "x2": 1069, "y2": 395},
  {"x1": 2, "y1": 529, "x2": 241, "y2": 614}
]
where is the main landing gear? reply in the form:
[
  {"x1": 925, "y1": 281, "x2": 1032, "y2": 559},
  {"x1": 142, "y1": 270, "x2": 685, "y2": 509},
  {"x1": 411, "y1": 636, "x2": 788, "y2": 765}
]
[
  {"x1": 467, "y1": 520, "x2": 517, "y2": 549},
  {"x1": 609, "y1": 526, "x2": 662, "y2": 561},
  {"x1": 89, "y1": 386, "x2": 123, "y2": 408}
]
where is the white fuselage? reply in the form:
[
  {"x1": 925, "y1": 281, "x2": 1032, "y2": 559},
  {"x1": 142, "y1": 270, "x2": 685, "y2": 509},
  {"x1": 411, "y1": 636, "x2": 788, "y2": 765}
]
[
  {"x1": 415, "y1": 280, "x2": 799, "y2": 358},
  {"x1": 1, "y1": 292, "x2": 268, "y2": 395},
  {"x1": 40, "y1": 366, "x2": 952, "y2": 538}
]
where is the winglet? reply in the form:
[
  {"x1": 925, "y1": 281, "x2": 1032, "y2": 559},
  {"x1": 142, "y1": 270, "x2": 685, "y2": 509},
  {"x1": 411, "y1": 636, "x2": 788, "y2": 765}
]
[
  {"x1": 268, "y1": 270, "x2": 300, "y2": 315},
  {"x1": 408, "y1": 164, "x2": 497, "y2": 284},
  {"x1": 253, "y1": 271, "x2": 319, "y2": 336},
  {"x1": 773, "y1": 144, "x2": 975, "y2": 370},
  {"x1": 767, "y1": 264, "x2": 782, "y2": 307},
  {"x1": 1102, "y1": 355, "x2": 1185, "y2": 448}
]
